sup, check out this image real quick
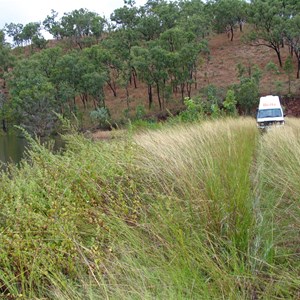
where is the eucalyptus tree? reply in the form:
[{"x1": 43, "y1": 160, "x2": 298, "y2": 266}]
[
  {"x1": 7, "y1": 57, "x2": 57, "y2": 136},
  {"x1": 83, "y1": 45, "x2": 122, "y2": 98},
  {"x1": 22, "y1": 22, "x2": 47, "y2": 50},
  {"x1": 159, "y1": 27, "x2": 208, "y2": 101},
  {"x1": 0, "y1": 30, "x2": 15, "y2": 131},
  {"x1": 283, "y1": 4, "x2": 300, "y2": 77},
  {"x1": 108, "y1": 1, "x2": 143, "y2": 96},
  {"x1": 4, "y1": 23, "x2": 24, "y2": 47},
  {"x1": 60, "y1": 9, "x2": 106, "y2": 49},
  {"x1": 53, "y1": 50, "x2": 91, "y2": 110},
  {"x1": 43, "y1": 10, "x2": 63, "y2": 40},
  {"x1": 5, "y1": 21, "x2": 46, "y2": 50},
  {"x1": 21, "y1": 22, "x2": 41, "y2": 45},
  {"x1": 49, "y1": 49, "x2": 108, "y2": 111},
  {"x1": 0, "y1": 30, "x2": 14, "y2": 87},
  {"x1": 131, "y1": 44, "x2": 169, "y2": 109},
  {"x1": 211, "y1": 0, "x2": 248, "y2": 41},
  {"x1": 144, "y1": 0, "x2": 180, "y2": 32},
  {"x1": 247, "y1": 0, "x2": 288, "y2": 67},
  {"x1": 178, "y1": 0, "x2": 213, "y2": 40},
  {"x1": 82, "y1": 46, "x2": 112, "y2": 108},
  {"x1": 136, "y1": 6, "x2": 162, "y2": 41},
  {"x1": 32, "y1": 47, "x2": 75, "y2": 113},
  {"x1": 110, "y1": 1, "x2": 140, "y2": 29}
]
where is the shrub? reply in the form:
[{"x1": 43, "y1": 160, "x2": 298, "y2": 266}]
[
  {"x1": 135, "y1": 104, "x2": 146, "y2": 120},
  {"x1": 178, "y1": 97, "x2": 204, "y2": 122},
  {"x1": 223, "y1": 89, "x2": 237, "y2": 116},
  {"x1": 90, "y1": 107, "x2": 111, "y2": 128}
]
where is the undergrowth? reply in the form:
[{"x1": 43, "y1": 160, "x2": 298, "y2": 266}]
[{"x1": 0, "y1": 118, "x2": 299, "y2": 299}]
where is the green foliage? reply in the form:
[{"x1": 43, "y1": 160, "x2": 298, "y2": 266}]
[
  {"x1": 266, "y1": 61, "x2": 280, "y2": 75},
  {"x1": 199, "y1": 84, "x2": 223, "y2": 115},
  {"x1": 4, "y1": 23, "x2": 24, "y2": 47},
  {"x1": 252, "y1": 64, "x2": 263, "y2": 86},
  {"x1": 43, "y1": 10, "x2": 62, "y2": 39},
  {"x1": 266, "y1": 61, "x2": 281, "y2": 94},
  {"x1": 7, "y1": 58, "x2": 58, "y2": 135},
  {"x1": 275, "y1": 80, "x2": 284, "y2": 95},
  {"x1": 223, "y1": 89, "x2": 237, "y2": 116},
  {"x1": 246, "y1": 0, "x2": 299, "y2": 68},
  {"x1": 236, "y1": 62, "x2": 246, "y2": 78},
  {"x1": 234, "y1": 62, "x2": 261, "y2": 114},
  {"x1": 0, "y1": 31, "x2": 15, "y2": 78},
  {"x1": 178, "y1": 97, "x2": 204, "y2": 122},
  {"x1": 60, "y1": 8, "x2": 106, "y2": 48},
  {"x1": 90, "y1": 107, "x2": 111, "y2": 128},
  {"x1": 211, "y1": 0, "x2": 248, "y2": 41},
  {"x1": 129, "y1": 118, "x2": 162, "y2": 132},
  {"x1": 235, "y1": 77, "x2": 259, "y2": 114},
  {"x1": 0, "y1": 131, "x2": 140, "y2": 298},
  {"x1": 135, "y1": 104, "x2": 146, "y2": 120},
  {"x1": 284, "y1": 55, "x2": 294, "y2": 95}
]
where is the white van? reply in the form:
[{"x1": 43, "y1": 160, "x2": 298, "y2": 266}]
[{"x1": 256, "y1": 95, "x2": 284, "y2": 129}]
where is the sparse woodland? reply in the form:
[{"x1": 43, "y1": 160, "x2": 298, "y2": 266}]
[{"x1": 0, "y1": 0, "x2": 300, "y2": 135}]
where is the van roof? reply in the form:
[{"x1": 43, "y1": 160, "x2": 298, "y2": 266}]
[{"x1": 258, "y1": 95, "x2": 281, "y2": 109}]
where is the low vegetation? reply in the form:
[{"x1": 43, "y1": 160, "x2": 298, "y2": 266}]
[{"x1": 0, "y1": 117, "x2": 299, "y2": 299}]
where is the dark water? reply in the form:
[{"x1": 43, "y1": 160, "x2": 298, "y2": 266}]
[
  {"x1": 0, "y1": 135, "x2": 27, "y2": 166},
  {"x1": 0, "y1": 134, "x2": 64, "y2": 167}
]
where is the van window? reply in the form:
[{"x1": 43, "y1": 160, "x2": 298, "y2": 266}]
[{"x1": 257, "y1": 108, "x2": 282, "y2": 118}]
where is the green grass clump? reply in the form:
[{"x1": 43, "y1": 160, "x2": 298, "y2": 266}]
[
  {"x1": 0, "y1": 132, "x2": 141, "y2": 298},
  {"x1": 101, "y1": 118, "x2": 259, "y2": 299},
  {"x1": 252, "y1": 118, "x2": 300, "y2": 297},
  {"x1": 0, "y1": 117, "x2": 299, "y2": 299}
]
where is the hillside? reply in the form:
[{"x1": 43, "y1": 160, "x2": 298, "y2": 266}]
[
  {"x1": 102, "y1": 29, "x2": 300, "y2": 122},
  {"x1": 2, "y1": 27, "x2": 300, "y2": 137}
]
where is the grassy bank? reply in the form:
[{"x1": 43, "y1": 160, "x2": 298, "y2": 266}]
[{"x1": 0, "y1": 118, "x2": 299, "y2": 299}]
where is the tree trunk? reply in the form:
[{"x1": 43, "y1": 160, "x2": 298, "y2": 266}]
[
  {"x1": 148, "y1": 85, "x2": 153, "y2": 109},
  {"x1": 124, "y1": 81, "x2": 130, "y2": 110},
  {"x1": 107, "y1": 81, "x2": 117, "y2": 97},
  {"x1": 230, "y1": 26, "x2": 234, "y2": 42},
  {"x1": 275, "y1": 48, "x2": 282, "y2": 68},
  {"x1": 187, "y1": 82, "x2": 192, "y2": 98},
  {"x1": 80, "y1": 94, "x2": 87, "y2": 109},
  {"x1": 132, "y1": 67, "x2": 138, "y2": 88},
  {"x1": 193, "y1": 67, "x2": 197, "y2": 90},
  {"x1": 181, "y1": 83, "x2": 185, "y2": 103},
  {"x1": 2, "y1": 119, "x2": 7, "y2": 132},
  {"x1": 290, "y1": 45, "x2": 294, "y2": 56},
  {"x1": 156, "y1": 84, "x2": 162, "y2": 111}
]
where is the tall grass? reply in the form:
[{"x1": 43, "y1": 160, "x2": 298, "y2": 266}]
[
  {"x1": 252, "y1": 118, "x2": 300, "y2": 297},
  {"x1": 99, "y1": 118, "x2": 259, "y2": 299},
  {"x1": 0, "y1": 118, "x2": 299, "y2": 299}
]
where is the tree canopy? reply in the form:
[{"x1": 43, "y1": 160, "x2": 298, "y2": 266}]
[{"x1": 0, "y1": 0, "x2": 300, "y2": 134}]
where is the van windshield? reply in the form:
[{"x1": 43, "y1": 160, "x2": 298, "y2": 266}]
[{"x1": 257, "y1": 108, "x2": 282, "y2": 118}]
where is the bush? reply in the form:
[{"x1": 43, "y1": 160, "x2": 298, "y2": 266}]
[
  {"x1": 135, "y1": 104, "x2": 146, "y2": 120},
  {"x1": 90, "y1": 107, "x2": 111, "y2": 128},
  {"x1": 235, "y1": 77, "x2": 259, "y2": 114},
  {"x1": 178, "y1": 97, "x2": 204, "y2": 122},
  {"x1": 223, "y1": 89, "x2": 237, "y2": 116}
]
